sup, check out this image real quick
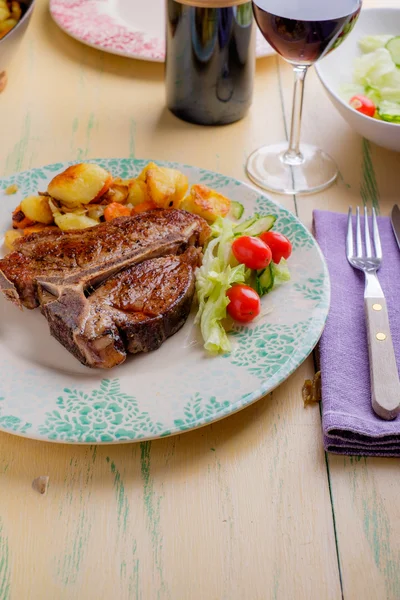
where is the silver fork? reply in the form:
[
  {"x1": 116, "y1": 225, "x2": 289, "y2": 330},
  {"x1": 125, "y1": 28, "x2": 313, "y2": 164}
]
[{"x1": 347, "y1": 206, "x2": 400, "y2": 420}]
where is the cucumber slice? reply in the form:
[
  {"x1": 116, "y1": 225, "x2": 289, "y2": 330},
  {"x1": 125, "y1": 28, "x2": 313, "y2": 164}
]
[
  {"x1": 233, "y1": 214, "x2": 259, "y2": 235},
  {"x1": 234, "y1": 214, "x2": 276, "y2": 237},
  {"x1": 229, "y1": 200, "x2": 244, "y2": 220},
  {"x1": 255, "y1": 265, "x2": 274, "y2": 296},
  {"x1": 386, "y1": 36, "x2": 400, "y2": 67},
  {"x1": 378, "y1": 100, "x2": 400, "y2": 123}
]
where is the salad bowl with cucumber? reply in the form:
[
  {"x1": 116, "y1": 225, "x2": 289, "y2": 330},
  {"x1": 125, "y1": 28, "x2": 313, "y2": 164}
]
[{"x1": 316, "y1": 7, "x2": 400, "y2": 152}]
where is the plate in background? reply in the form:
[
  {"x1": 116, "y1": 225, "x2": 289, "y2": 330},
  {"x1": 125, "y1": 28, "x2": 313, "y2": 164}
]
[{"x1": 50, "y1": 0, "x2": 275, "y2": 62}]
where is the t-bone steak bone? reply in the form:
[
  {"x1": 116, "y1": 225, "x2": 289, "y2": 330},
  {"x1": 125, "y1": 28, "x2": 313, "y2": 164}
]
[{"x1": 41, "y1": 248, "x2": 201, "y2": 369}]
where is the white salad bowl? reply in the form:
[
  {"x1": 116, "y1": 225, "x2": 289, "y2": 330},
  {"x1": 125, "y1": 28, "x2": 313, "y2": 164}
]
[{"x1": 315, "y1": 7, "x2": 400, "y2": 153}]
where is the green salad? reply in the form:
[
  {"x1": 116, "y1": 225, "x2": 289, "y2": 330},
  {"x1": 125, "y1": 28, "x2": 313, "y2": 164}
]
[
  {"x1": 195, "y1": 214, "x2": 291, "y2": 354},
  {"x1": 343, "y1": 34, "x2": 400, "y2": 123}
]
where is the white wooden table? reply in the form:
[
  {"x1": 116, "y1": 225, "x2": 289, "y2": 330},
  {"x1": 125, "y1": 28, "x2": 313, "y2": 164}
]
[{"x1": 0, "y1": 0, "x2": 400, "y2": 598}]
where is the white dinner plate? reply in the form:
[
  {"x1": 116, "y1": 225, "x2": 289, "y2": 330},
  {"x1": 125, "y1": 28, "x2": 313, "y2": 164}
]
[
  {"x1": 0, "y1": 158, "x2": 329, "y2": 444},
  {"x1": 50, "y1": 0, "x2": 275, "y2": 62}
]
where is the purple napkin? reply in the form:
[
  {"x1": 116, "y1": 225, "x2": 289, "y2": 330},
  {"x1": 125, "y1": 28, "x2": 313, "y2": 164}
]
[{"x1": 313, "y1": 209, "x2": 400, "y2": 457}]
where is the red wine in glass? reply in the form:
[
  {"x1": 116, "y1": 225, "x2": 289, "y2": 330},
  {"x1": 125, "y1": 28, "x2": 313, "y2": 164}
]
[
  {"x1": 253, "y1": 1, "x2": 361, "y2": 65},
  {"x1": 246, "y1": 0, "x2": 362, "y2": 195}
]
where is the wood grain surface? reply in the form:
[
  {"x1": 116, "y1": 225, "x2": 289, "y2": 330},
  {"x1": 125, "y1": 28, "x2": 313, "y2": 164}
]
[{"x1": 0, "y1": 0, "x2": 399, "y2": 598}]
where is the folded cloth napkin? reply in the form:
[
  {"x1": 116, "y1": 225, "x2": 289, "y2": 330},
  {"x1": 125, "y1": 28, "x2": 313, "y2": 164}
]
[{"x1": 313, "y1": 209, "x2": 400, "y2": 457}]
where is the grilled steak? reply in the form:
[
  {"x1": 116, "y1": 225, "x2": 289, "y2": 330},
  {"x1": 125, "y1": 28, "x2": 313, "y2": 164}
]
[
  {"x1": 0, "y1": 209, "x2": 210, "y2": 368},
  {"x1": 41, "y1": 248, "x2": 200, "y2": 369},
  {"x1": 0, "y1": 209, "x2": 210, "y2": 309}
]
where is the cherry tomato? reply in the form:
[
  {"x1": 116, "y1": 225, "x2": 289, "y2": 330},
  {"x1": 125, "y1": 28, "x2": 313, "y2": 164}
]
[
  {"x1": 259, "y1": 231, "x2": 292, "y2": 263},
  {"x1": 349, "y1": 95, "x2": 376, "y2": 118},
  {"x1": 231, "y1": 236, "x2": 272, "y2": 270},
  {"x1": 226, "y1": 285, "x2": 261, "y2": 323}
]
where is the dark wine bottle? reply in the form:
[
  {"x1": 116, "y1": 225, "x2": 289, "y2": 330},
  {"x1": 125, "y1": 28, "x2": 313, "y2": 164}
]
[{"x1": 165, "y1": 0, "x2": 255, "y2": 126}]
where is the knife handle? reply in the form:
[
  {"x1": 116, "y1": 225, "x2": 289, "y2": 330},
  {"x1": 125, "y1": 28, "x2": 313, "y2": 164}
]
[{"x1": 365, "y1": 297, "x2": 400, "y2": 420}]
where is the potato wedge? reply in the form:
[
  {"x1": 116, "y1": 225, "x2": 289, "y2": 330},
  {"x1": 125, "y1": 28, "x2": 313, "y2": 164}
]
[
  {"x1": 87, "y1": 205, "x2": 105, "y2": 221},
  {"x1": 4, "y1": 229, "x2": 23, "y2": 251},
  {"x1": 48, "y1": 163, "x2": 113, "y2": 208},
  {"x1": 136, "y1": 162, "x2": 158, "y2": 182},
  {"x1": 127, "y1": 179, "x2": 148, "y2": 206},
  {"x1": 104, "y1": 184, "x2": 129, "y2": 204},
  {"x1": 21, "y1": 195, "x2": 54, "y2": 224},
  {"x1": 0, "y1": 5, "x2": 10, "y2": 22},
  {"x1": 180, "y1": 185, "x2": 231, "y2": 222},
  {"x1": 145, "y1": 165, "x2": 189, "y2": 209},
  {"x1": 0, "y1": 18, "x2": 17, "y2": 38},
  {"x1": 162, "y1": 167, "x2": 189, "y2": 207},
  {"x1": 12, "y1": 204, "x2": 35, "y2": 229},
  {"x1": 5, "y1": 184, "x2": 18, "y2": 195},
  {"x1": 54, "y1": 212, "x2": 99, "y2": 231},
  {"x1": 146, "y1": 168, "x2": 175, "y2": 209}
]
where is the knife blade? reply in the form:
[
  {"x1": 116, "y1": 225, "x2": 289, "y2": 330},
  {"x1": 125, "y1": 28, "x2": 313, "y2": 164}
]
[{"x1": 391, "y1": 204, "x2": 400, "y2": 250}]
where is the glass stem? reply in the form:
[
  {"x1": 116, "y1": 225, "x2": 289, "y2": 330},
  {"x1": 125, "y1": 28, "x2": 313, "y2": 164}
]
[{"x1": 284, "y1": 64, "x2": 308, "y2": 165}]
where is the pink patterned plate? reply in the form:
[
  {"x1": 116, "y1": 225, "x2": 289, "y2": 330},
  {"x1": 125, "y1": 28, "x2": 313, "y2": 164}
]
[{"x1": 50, "y1": 0, "x2": 275, "y2": 63}]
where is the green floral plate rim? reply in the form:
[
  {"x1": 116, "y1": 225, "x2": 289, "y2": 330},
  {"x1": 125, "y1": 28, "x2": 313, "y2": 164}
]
[{"x1": 0, "y1": 158, "x2": 330, "y2": 444}]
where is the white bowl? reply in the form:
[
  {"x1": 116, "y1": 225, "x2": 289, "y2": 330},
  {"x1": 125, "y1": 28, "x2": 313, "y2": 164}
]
[{"x1": 315, "y1": 7, "x2": 400, "y2": 153}]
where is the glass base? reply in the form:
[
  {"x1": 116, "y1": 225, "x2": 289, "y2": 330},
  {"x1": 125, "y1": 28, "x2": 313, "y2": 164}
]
[{"x1": 246, "y1": 142, "x2": 338, "y2": 195}]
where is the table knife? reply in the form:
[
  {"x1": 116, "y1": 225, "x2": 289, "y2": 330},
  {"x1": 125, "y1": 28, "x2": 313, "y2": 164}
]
[{"x1": 391, "y1": 205, "x2": 400, "y2": 249}]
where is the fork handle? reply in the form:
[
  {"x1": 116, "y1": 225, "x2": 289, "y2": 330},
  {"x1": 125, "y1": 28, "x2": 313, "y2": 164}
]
[{"x1": 365, "y1": 297, "x2": 400, "y2": 420}]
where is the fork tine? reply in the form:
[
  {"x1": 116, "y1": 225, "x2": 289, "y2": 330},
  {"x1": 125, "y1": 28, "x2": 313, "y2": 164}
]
[
  {"x1": 356, "y1": 206, "x2": 363, "y2": 257},
  {"x1": 364, "y1": 205, "x2": 372, "y2": 256},
  {"x1": 372, "y1": 207, "x2": 382, "y2": 259},
  {"x1": 346, "y1": 207, "x2": 353, "y2": 258}
]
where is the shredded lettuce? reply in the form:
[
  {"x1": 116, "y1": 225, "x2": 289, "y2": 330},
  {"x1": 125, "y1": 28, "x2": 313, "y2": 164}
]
[
  {"x1": 343, "y1": 36, "x2": 400, "y2": 124},
  {"x1": 353, "y1": 48, "x2": 396, "y2": 88},
  {"x1": 272, "y1": 259, "x2": 291, "y2": 285},
  {"x1": 358, "y1": 35, "x2": 394, "y2": 54},
  {"x1": 195, "y1": 215, "x2": 290, "y2": 354},
  {"x1": 195, "y1": 218, "x2": 244, "y2": 353}
]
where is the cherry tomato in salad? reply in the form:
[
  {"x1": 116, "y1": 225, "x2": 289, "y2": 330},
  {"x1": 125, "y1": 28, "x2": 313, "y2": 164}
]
[
  {"x1": 226, "y1": 285, "x2": 261, "y2": 323},
  {"x1": 349, "y1": 95, "x2": 376, "y2": 118},
  {"x1": 259, "y1": 231, "x2": 292, "y2": 264},
  {"x1": 232, "y1": 236, "x2": 272, "y2": 270}
]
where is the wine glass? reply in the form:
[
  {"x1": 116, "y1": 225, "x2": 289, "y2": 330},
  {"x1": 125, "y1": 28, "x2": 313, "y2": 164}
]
[{"x1": 246, "y1": 0, "x2": 362, "y2": 195}]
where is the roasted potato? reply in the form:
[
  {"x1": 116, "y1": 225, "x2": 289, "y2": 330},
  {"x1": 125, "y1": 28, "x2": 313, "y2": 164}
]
[
  {"x1": 180, "y1": 185, "x2": 231, "y2": 222},
  {"x1": 0, "y1": 1, "x2": 10, "y2": 22},
  {"x1": 0, "y1": 18, "x2": 17, "y2": 38},
  {"x1": 86, "y1": 204, "x2": 105, "y2": 222},
  {"x1": 4, "y1": 229, "x2": 22, "y2": 251},
  {"x1": 0, "y1": 0, "x2": 22, "y2": 39},
  {"x1": 47, "y1": 163, "x2": 113, "y2": 208},
  {"x1": 12, "y1": 204, "x2": 35, "y2": 229},
  {"x1": 136, "y1": 162, "x2": 157, "y2": 182},
  {"x1": 127, "y1": 179, "x2": 148, "y2": 206},
  {"x1": 104, "y1": 183, "x2": 129, "y2": 204},
  {"x1": 5, "y1": 184, "x2": 18, "y2": 195},
  {"x1": 54, "y1": 212, "x2": 99, "y2": 231},
  {"x1": 21, "y1": 195, "x2": 54, "y2": 225},
  {"x1": 140, "y1": 164, "x2": 188, "y2": 209}
]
